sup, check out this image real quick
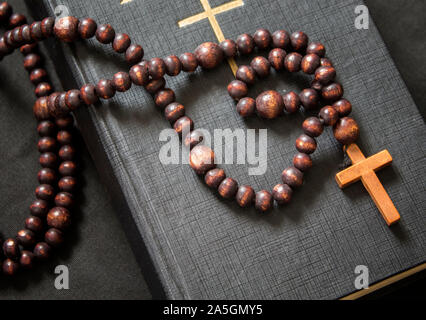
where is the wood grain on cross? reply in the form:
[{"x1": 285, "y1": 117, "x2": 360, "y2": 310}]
[{"x1": 336, "y1": 144, "x2": 400, "y2": 226}]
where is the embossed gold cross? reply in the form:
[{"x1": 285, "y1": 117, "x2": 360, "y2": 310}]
[{"x1": 178, "y1": 0, "x2": 244, "y2": 75}]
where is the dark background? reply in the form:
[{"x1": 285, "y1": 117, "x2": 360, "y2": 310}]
[{"x1": 0, "y1": 0, "x2": 424, "y2": 299}]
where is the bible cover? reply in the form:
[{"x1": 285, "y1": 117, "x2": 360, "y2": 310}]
[{"x1": 29, "y1": 0, "x2": 425, "y2": 299}]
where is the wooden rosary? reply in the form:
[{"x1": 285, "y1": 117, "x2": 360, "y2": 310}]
[{"x1": 0, "y1": 1, "x2": 360, "y2": 276}]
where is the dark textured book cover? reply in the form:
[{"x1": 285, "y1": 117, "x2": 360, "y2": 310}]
[{"x1": 29, "y1": 0, "x2": 425, "y2": 299}]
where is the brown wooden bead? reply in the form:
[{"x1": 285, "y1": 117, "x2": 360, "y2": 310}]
[
  {"x1": 4, "y1": 30, "x2": 14, "y2": 48},
  {"x1": 253, "y1": 28, "x2": 271, "y2": 50},
  {"x1": 291, "y1": 31, "x2": 308, "y2": 52},
  {"x1": 113, "y1": 71, "x2": 132, "y2": 92},
  {"x1": 19, "y1": 43, "x2": 37, "y2": 55},
  {"x1": 173, "y1": 116, "x2": 194, "y2": 136},
  {"x1": 95, "y1": 24, "x2": 115, "y2": 44},
  {"x1": 59, "y1": 161, "x2": 77, "y2": 176},
  {"x1": 56, "y1": 115, "x2": 74, "y2": 129},
  {"x1": 80, "y1": 84, "x2": 99, "y2": 105},
  {"x1": 59, "y1": 145, "x2": 75, "y2": 160},
  {"x1": 39, "y1": 152, "x2": 57, "y2": 168},
  {"x1": 218, "y1": 177, "x2": 238, "y2": 199},
  {"x1": 235, "y1": 185, "x2": 255, "y2": 208},
  {"x1": 57, "y1": 130, "x2": 72, "y2": 145},
  {"x1": 164, "y1": 102, "x2": 185, "y2": 123},
  {"x1": 145, "y1": 77, "x2": 166, "y2": 94},
  {"x1": 333, "y1": 117, "x2": 360, "y2": 145},
  {"x1": 112, "y1": 33, "x2": 130, "y2": 53},
  {"x1": 48, "y1": 92, "x2": 69, "y2": 118},
  {"x1": 301, "y1": 53, "x2": 320, "y2": 74},
  {"x1": 293, "y1": 152, "x2": 313, "y2": 171},
  {"x1": 11, "y1": 26, "x2": 23, "y2": 45},
  {"x1": 55, "y1": 192, "x2": 74, "y2": 208},
  {"x1": 54, "y1": 16, "x2": 79, "y2": 42},
  {"x1": 236, "y1": 33, "x2": 254, "y2": 55},
  {"x1": 30, "y1": 21, "x2": 44, "y2": 41},
  {"x1": 30, "y1": 199, "x2": 49, "y2": 217},
  {"x1": 282, "y1": 166, "x2": 303, "y2": 188},
  {"x1": 21, "y1": 25, "x2": 32, "y2": 43},
  {"x1": 78, "y1": 18, "x2": 97, "y2": 39},
  {"x1": 148, "y1": 57, "x2": 166, "y2": 79},
  {"x1": 319, "y1": 105, "x2": 339, "y2": 126},
  {"x1": 321, "y1": 82, "x2": 343, "y2": 101},
  {"x1": 154, "y1": 88, "x2": 175, "y2": 109},
  {"x1": 219, "y1": 39, "x2": 237, "y2": 57},
  {"x1": 27, "y1": 216, "x2": 46, "y2": 232},
  {"x1": 41, "y1": 17, "x2": 54, "y2": 36},
  {"x1": 0, "y1": 2, "x2": 12, "y2": 22},
  {"x1": 33, "y1": 242, "x2": 51, "y2": 260},
  {"x1": 20, "y1": 251, "x2": 34, "y2": 269},
  {"x1": 283, "y1": 91, "x2": 300, "y2": 114},
  {"x1": 272, "y1": 184, "x2": 293, "y2": 205},
  {"x1": 204, "y1": 168, "x2": 226, "y2": 189},
  {"x1": 45, "y1": 228, "x2": 65, "y2": 247},
  {"x1": 16, "y1": 229, "x2": 36, "y2": 247},
  {"x1": 37, "y1": 168, "x2": 57, "y2": 185},
  {"x1": 195, "y1": 42, "x2": 224, "y2": 69},
  {"x1": 315, "y1": 66, "x2": 336, "y2": 84},
  {"x1": 130, "y1": 64, "x2": 149, "y2": 86},
  {"x1": 236, "y1": 97, "x2": 256, "y2": 117},
  {"x1": 47, "y1": 207, "x2": 71, "y2": 230},
  {"x1": 272, "y1": 29, "x2": 290, "y2": 49},
  {"x1": 250, "y1": 56, "x2": 270, "y2": 78},
  {"x1": 302, "y1": 117, "x2": 324, "y2": 137},
  {"x1": 295, "y1": 134, "x2": 317, "y2": 154},
  {"x1": 268, "y1": 48, "x2": 286, "y2": 71},
  {"x1": 35, "y1": 82, "x2": 52, "y2": 97},
  {"x1": 320, "y1": 57, "x2": 333, "y2": 67},
  {"x1": 64, "y1": 89, "x2": 82, "y2": 110},
  {"x1": 3, "y1": 259, "x2": 19, "y2": 276},
  {"x1": 30, "y1": 68, "x2": 47, "y2": 84},
  {"x1": 125, "y1": 44, "x2": 144, "y2": 64},
  {"x1": 24, "y1": 53, "x2": 41, "y2": 70},
  {"x1": 3, "y1": 238, "x2": 20, "y2": 259},
  {"x1": 38, "y1": 136, "x2": 56, "y2": 153},
  {"x1": 236, "y1": 65, "x2": 256, "y2": 85},
  {"x1": 164, "y1": 55, "x2": 182, "y2": 76},
  {"x1": 59, "y1": 176, "x2": 77, "y2": 192},
  {"x1": 227, "y1": 80, "x2": 248, "y2": 101},
  {"x1": 189, "y1": 145, "x2": 216, "y2": 175},
  {"x1": 299, "y1": 88, "x2": 319, "y2": 110},
  {"x1": 255, "y1": 190, "x2": 273, "y2": 212},
  {"x1": 96, "y1": 79, "x2": 115, "y2": 99},
  {"x1": 256, "y1": 90, "x2": 283, "y2": 119},
  {"x1": 333, "y1": 99, "x2": 352, "y2": 117},
  {"x1": 306, "y1": 42, "x2": 326, "y2": 57},
  {"x1": 311, "y1": 79, "x2": 323, "y2": 91},
  {"x1": 284, "y1": 52, "x2": 302, "y2": 72},
  {"x1": 179, "y1": 52, "x2": 198, "y2": 72},
  {"x1": 37, "y1": 120, "x2": 56, "y2": 137},
  {"x1": 35, "y1": 183, "x2": 54, "y2": 200},
  {"x1": 183, "y1": 130, "x2": 205, "y2": 149}
]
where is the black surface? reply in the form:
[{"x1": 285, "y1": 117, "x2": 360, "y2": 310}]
[{"x1": 0, "y1": 0, "x2": 424, "y2": 299}]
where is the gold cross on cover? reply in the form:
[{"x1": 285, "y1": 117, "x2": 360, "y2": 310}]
[{"x1": 178, "y1": 0, "x2": 244, "y2": 75}]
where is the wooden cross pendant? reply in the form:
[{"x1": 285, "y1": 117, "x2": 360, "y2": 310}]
[{"x1": 336, "y1": 144, "x2": 400, "y2": 226}]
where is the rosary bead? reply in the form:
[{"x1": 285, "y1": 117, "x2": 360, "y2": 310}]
[
  {"x1": 253, "y1": 28, "x2": 271, "y2": 50},
  {"x1": 173, "y1": 116, "x2": 194, "y2": 136},
  {"x1": 3, "y1": 238, "x2": 20, "y2": 259},
  {"x1": 256, "y1": 90, "x2": 284, "y2": 119},
  {"x1": 129, "y1": 64, "x2": 149, "y2": 86},
  {"x1": 38, "y1": 168, "x2": 57, "y2": 184},
  {"x1": 255, "y1": 190, "x2": 273, "y2": 212},
  {"x1": 57, "y1": 130, "x2": 72, "y2": 145},
  {"x1": 236, "y1": 33, "x2": 254, "y2": 55},
  {"x1": 23, "y1": 53, "x2": 41, "y2": 71},
  {"x1": 148, "y1": 57, "x2": 166, "y2": 79},
  {"x1": 250, "y1": 56, "x2": 270, "y2": 78},
  {"x1": 30, "y1": 21, "x2": 44, "y2": 41},
  {"x1": 20, "y1": 251, "x2": 34, "y2": 269},
  {"x1": 95, "y1": 23, "x2": 115, "y2": 44},
  {"x1": 320, "y1": 58, "x2": 333, "y2": 67},
  {"x1": 3, "y1": 259, "x2": 19, "y2": 276},
  {"x1": 293, "y1": 152, "x2": 313, "y2": 171},
  {"x1": 58, "y1": 176, "x2": 77, "y2": 192},
  {"x1": 33, "y1": 96, "x2": 50, "y2": 120},
  {"x1": 154, "y1": 88, "x2": 175, "y2": 109},
  {"x1": 80, "y1": 84, "x2": 99, "y2": 105},
  {"x1": 59, "y1": 145, "x2": 76, "y2": 160},
  {"x1": 11, "y1": 26, "x2": 23, "y2": 45},
  {"x1": 290, "y1": 31, "x2": 308, "y2": 52},
  {"x1": 16, "y1": 229, "x2": 36, "y2": 247},
  {"x1": 145, "y1": 77, "x2": 165, "y2": 94},
  {"x1": 35, "y1": 82, "x2": 52, "y2": 97},
  {"x1": 282, "y1": 166, "x2": 303, "y2": 188},
  {"x1": 21, "y1": 24, "x2": 32, "y2": 43},
  {"x1": 37, "y1": 120, "x2": 56, "y2": 137},
  {"x1": 236, "y1": 97, "x2": 256, "y2": 117},
  {"x1": 183, "y1": 130, "x2": 205, "y2": 149},
  {"x1": 0, "y1": 2, "x2": 12, "y2": 22},
  {"x1": 38, "y1": 136, "x2": 56, "y2": 153},
  {"x1": 272, "y1": 29, "x2": 290, "y2": 49},
  {"x1": 35, "y1": 184, "x2": 54, "y2": 200},
  {"x1": 112, "y1": 32, "x2": 130, "y2": 53},
  {"x1": 47, "y1": 207, "x2": 71, "y2": 230},
  {"x1": 319, "y1": 105, "x2": 339, "y2": 126},
  {"x1": 30, "y1": 199, "x2": 49, "y2": 217},
  {"x1": 315, "y1": 66, "x2": 336, "y2": 84},
  {"x1": 284, "y1": 52, "x2": 302, "y2": 72},
  {"x1": 56, "y1": 115, "x2": 74, "y2": 129},
  {"x1": 283, "y1": 91, "x2": 300, "y2": 114},
  {"x1": 59, "y1": 161, "x2": 78, "y2": 176},
  {"x1": 195, "y1": 42, "x2": 224, "y2": 69},
  {"x1": 333, "y1": 99, "x2": 352, "y2": 117},
  {"x1": 299, "y1": 88, "x2": 319, "y2": 110},
  {"x1": 219, "y1": 39, "x2": 237, "y2": 58},
  {"x1": 48, "y1": 92, "x2": 68, "y2": 118},
  {"x1": 78, "y1": 17, "x2": 97, "y2": 39},
  {"x1": 64, "y1": 89, "x2": 82, "y2": 110},
  {"x1": 41, "y1": 17, "x2": 55, "y2": 37},
  {"x1": 310, "y1": 79, "x2": 323, "y2": 91},
  {"x1": 189, "y1": 145, "x2": 216, "y2": 175},
  {"x1": 96, "y1": 79, "x2": 115, "y2": 99},
  {"x1": 125, "y1": 44, "x2": 144, "y2": 64},
  {"x1": 321, "y1": 82, "x2": 343, "y2": 101},
  {"x1": 179, "y1": 52, "x2": 198, "y2": 72},
  {"x1": 164, "y1": 55, "x2": 182, "y2": 76},
  {"x1": 236, "y1": 65, "x2": 256, "y2": 85},
  {"x1": 0, "y1": 36, "x2": 13, "y2": 55},
  {"x1": 45, "y1": 228, "x2": 65, "y2": 247},
  {"x1": 301, "y1": 53, "x2": 320, "y2": 74},
  {"x1": 302, "y1": 117, "x2": 324, "y2": 137},
  {"x1": 39, "y1": 152, "x2": 57, "y2": 168},
  {"x1": 272, "y1": 183, "x2": 293, "y2": 205},
  {"x1": 33, "y1": 242, "x2": 51, "y2": 260},
  {"x1": 54, "y1": 16, "x2": 79, "y2": 42},
  {"x1": 295, "y1": 134, "x2": 317, "y2": 154},
  {"x1": 30, "y1": 68, "x2": 47, "y2": 84},
  {"x1": 333, "y1": 117, "x2": 360, "y2": 145},
  {"x1": 112, "y1": 71, "x2": 132, "y2": 92},
  {"x1": 204, "y1": 168, "x2": 226, "y2": 189},
  {"x1": 306, "y1": 42, "x2": 326, "y2": 57},
  {"x1": 227, "y1": 80, "x2": 248, "y2": 101},
  {"x1": 268, "y1": 48, "x2": 286, "y2": 71},
  {"x1": 218, "y1": 177, "x2": 238, "y2": 199},
  {"x1": 235, "y1": 185, "x2": 255, "y2": 208},
  {"x1": 55, "y1": 192, "x2": 74, "y2": 208},
  {"x1": 164, "y1": 102, "x2": 185, "y2": 123}
]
